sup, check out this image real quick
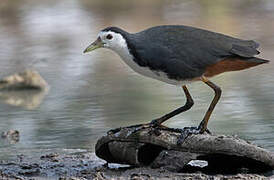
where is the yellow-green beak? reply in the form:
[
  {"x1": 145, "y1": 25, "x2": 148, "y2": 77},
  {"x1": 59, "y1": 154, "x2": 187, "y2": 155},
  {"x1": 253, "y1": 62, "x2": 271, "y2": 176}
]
[{"x1": 83, "y1": 37, "x2": 103, "y2": 53}]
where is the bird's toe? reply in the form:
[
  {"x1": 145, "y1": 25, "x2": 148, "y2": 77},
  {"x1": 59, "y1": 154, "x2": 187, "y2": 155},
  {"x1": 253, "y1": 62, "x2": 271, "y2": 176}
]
[
  {"x1": 176, "y1": 126, "x2": 211, "y2": 145},
  {"x1": 107, "y1": 127, "x2": 122, "y2": 135}
]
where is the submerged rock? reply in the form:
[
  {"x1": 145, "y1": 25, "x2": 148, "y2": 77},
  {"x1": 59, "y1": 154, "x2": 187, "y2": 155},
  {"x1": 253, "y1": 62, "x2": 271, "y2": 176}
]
[
  {"x1": 0, "y1": 70, "x2": 48, "y2": 90},
  {"x1": 1, "y1": 130, "x2": 20, "y2": 144},
  {"x1": 1, "y1": 130, "x2": 19, "y2": 138}
]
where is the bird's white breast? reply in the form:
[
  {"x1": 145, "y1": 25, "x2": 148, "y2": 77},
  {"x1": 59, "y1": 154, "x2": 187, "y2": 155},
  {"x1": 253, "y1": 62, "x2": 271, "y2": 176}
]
[{"x1": 106, "y1": 33, "x2": 187, "y2": 85}]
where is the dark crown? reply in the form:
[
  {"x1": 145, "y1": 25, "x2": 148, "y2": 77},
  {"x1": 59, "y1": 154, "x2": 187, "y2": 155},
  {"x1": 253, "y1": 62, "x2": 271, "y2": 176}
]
[{"x1": 101, "y1": 27, "x2": 128, "y2": 36}]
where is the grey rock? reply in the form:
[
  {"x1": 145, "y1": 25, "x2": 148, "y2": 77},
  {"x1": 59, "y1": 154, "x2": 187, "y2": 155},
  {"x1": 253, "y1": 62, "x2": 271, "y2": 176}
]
[{"x1": 0, "y1": 69, "x2": 48, "y2": 90}]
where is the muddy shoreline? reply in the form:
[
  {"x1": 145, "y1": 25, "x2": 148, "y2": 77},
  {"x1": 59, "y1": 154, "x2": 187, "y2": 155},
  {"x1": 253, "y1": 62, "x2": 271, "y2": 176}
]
[{"x1": 0, "y1": 152, "x2": 273, "y2": 180}]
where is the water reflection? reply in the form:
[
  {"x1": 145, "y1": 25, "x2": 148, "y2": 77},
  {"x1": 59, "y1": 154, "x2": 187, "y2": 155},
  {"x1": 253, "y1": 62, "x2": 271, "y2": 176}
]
[
  {"x1": 0, "y1": 89, "x2": 49, "y2": 110},
  {"x1": 0, "y1": 0, "x2": 273, "y2": 160}
]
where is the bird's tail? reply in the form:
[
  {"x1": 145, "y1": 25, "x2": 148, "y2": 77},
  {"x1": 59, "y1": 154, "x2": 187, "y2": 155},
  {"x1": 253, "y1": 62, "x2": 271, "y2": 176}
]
[{"x1": 245, "y1": 57, "x2": 270, "y2": 64}]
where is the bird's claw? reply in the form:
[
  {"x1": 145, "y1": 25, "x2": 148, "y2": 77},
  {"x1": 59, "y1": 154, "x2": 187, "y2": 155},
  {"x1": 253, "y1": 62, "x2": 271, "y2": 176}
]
[
  {"x1": 107, "y1": 123, "x2": 153, "y2": 136},
  {"x1": 107, "y1": 127, "x2": 122, "y2": 135},
  {"x1": 130, "y1": 121, "x2": 164, "y2": 135},
  {"x1": 176, "y1": 126, "x2": 211, "y2": 145},
  {"x1": 107, "y1": 122, "x2": 211, "y2": 145},
  {"x1": 107, "y1": 119, "x2": 167, "y2": 136},
  {"x1": 149, "y1": 119, "x2": 161, "y2": 127}
]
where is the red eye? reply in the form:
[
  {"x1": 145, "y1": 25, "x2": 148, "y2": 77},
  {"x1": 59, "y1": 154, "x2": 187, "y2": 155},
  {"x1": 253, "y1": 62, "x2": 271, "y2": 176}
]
[{"x1": 106, "y1": 34, "x2": 113, "y2": 40}]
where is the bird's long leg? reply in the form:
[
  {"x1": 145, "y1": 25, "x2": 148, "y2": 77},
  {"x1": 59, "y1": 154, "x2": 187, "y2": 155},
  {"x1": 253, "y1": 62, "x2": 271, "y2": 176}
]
[
  {"x1": 176, "y1": 76, "x2": 222, "y2": 144},
  {"x1": 150, "y1": 85, "x2": 194, "y2": 126},
  {"x1": 198, "y1": 76, "x2": 222, "y2": 133}
]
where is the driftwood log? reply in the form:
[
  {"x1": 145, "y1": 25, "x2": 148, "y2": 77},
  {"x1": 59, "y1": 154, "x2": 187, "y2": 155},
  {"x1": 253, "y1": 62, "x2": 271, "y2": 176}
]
[{"x1": 96, "y1": 126, "x2": 274, "y2": 174}]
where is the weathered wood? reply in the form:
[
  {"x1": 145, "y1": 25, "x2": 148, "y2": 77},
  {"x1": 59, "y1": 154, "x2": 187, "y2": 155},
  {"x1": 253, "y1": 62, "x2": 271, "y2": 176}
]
[{"x1": 96, "y1": 126, "x2": 274, "y2": 173}]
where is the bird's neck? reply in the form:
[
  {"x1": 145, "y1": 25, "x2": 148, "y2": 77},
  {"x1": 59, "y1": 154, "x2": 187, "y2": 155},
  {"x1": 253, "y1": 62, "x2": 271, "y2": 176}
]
[{"x1": 108, "y1": 35, "x2": 134, "y2": 62}]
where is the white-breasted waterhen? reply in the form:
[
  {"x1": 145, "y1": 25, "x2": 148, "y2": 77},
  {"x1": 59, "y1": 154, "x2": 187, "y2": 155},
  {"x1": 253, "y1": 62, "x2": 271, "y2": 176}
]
[{"x1": 84, "y1": 25, "x2": 269, "y2": 136}]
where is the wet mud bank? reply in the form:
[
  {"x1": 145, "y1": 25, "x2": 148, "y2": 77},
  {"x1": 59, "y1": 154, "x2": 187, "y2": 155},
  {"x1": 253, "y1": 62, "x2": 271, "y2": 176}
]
[{"x1": 0, "y1": 152, "x2": 273, "y2": 180}]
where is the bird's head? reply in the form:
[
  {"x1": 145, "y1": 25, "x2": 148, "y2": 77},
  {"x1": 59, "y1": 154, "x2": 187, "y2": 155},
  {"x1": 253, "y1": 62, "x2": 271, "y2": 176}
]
[{"x1": 83, "y1": 27, "x2": 129, "y2": 54}]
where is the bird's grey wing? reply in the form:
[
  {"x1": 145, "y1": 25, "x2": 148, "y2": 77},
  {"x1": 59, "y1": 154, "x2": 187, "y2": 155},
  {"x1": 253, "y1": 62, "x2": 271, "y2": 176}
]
[
  {"x1": 177, "y1": 26, "x2": 260, "y2": 59},
  {"x1": 128, "y1": 36, "x2": 205, "y2": 80}
]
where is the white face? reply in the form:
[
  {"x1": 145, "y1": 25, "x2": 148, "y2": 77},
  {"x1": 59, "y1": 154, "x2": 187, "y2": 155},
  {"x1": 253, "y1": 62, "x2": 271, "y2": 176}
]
[{"x1": 98, "y1": 31, "x2": 128, "y2": 52}]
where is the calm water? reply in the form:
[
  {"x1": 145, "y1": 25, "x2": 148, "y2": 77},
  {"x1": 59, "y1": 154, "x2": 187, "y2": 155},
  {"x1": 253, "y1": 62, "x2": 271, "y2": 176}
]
[{"x1": 0, "y1": 0, "x2": 274, "y2": 160}]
